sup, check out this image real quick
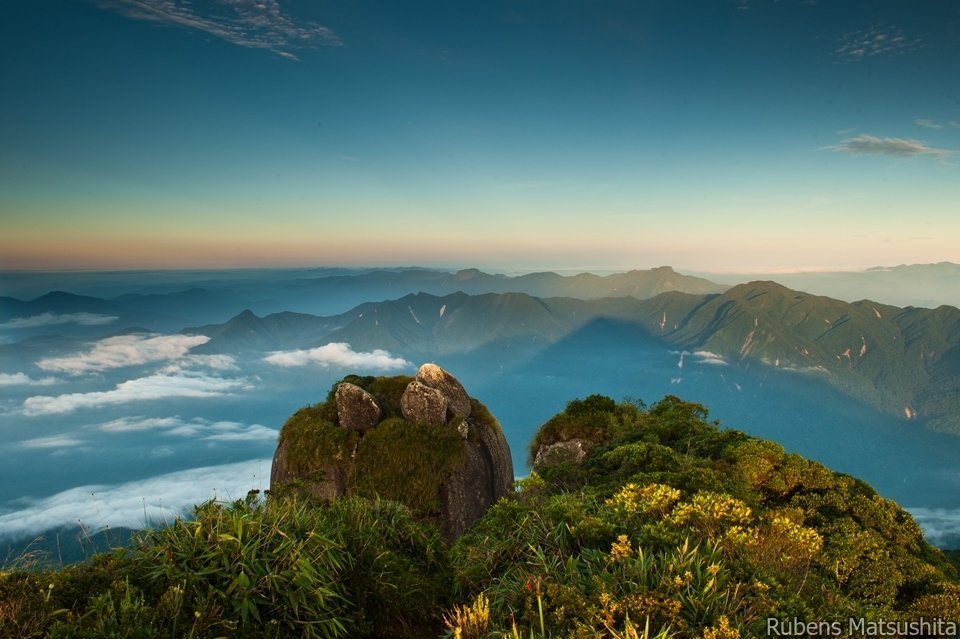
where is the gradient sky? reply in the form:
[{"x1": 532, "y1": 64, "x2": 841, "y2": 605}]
[{"x1": 2, "y1": 0, "x2": 959, "y2": 272}]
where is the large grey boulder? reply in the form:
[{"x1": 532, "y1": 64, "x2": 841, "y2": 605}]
[
  {"x1": 534, "y1": 438, "x2": 593, "y2": 467},
  {"x1": 336, "y1": 382, "x2": 381, "y2": 433},
  {"x1": 471, "y1": 413, "x2": 514, "y2": 498},
  {"x1": 400, "y1": 380, "x2": 448, "y2": 426},
  {"x1": 439, "y1": 412, "x2": 514, "y2": 540},
  {"x1": 417, "y1": 362, "x2": 472, "y2": 419}
]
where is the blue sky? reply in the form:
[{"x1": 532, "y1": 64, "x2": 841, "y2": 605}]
[{"x1": 2, "y1": 0, "x2": 959, "y2": 272}]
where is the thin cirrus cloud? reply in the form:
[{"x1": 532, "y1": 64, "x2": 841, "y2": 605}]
[
  {"x1": 0, "y1": 312, "x2": 118, "y2": 329},
  {"x1": 915, "y1": 118, "x2": 943, "y2": 130},
  {"x1": 834, "y1": 25, "x2": 921, "y2": 61},
  {"x1": 22, "y1": 371, "x2": 251, "y2": 416},
  {"x1": 37, "y1": 334, "x2": 213, "y2": 375},
  {"x1": 263, "y1": 342, "x2": 412, "y2": 371},
  {"x1": 831, "y1": 135, "x2": 949, "y2": 158},
  {"x1": 0, "y1": 458, "x2": 271, "y2": 539},
  {"x1": 92, "y1": 0, "x2": 341, "y2": 59}
]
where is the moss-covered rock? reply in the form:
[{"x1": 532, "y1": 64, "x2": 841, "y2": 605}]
[{"x1": 270, "y1": 364, "x2": 514, "y2": 541}]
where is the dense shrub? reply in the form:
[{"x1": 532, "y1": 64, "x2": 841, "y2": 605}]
[{"x1": 0, "y1": 493, "x2": 447, "y2": 639}]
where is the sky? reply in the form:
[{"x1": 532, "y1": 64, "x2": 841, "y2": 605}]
[{"x1": 2, "y1": 0, "x2": 959, "y2": 273}]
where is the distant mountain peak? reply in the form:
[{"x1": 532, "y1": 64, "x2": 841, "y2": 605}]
[
  {"x1": 226, "y1": 309, "x2": 260, "y2": 325},
  {"x1": 454, "y1": 268, "x2": 485, "y2": 280}
]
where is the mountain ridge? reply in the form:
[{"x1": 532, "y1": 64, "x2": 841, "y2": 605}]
[{"x1": 185, "y1": 282, "x2": 960, "y2": 434}]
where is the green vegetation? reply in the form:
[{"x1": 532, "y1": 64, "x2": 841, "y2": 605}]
[
  {"x1": 278, "y1": 404, "x2": 358, "y2": 479},
  {"x1": 333, "y1": 374, "x2": 414, "y2": 420},
  {"x1": 0, "y1": 493, "x2": 447, "y2": 639},
  {"x1": 3, "y1": 394, "x2": 959, "y2": 638},
  {"x1": 352, "y1": 417, "x2": 465, "y2": 514}
]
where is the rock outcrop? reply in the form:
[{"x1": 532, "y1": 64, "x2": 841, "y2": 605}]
[
  {"x1": 416, "y1": 362, "x2": 472, "y2": 419},
  {"x1": 534, "y1": 438, "x2": 594, "y2": 467},
  {"x1": 400, "y1": 380, "x2": 448, "y2": 427},
  {"x1": 270, "y1": 363, "x2": 513, "y2": 541},
  {"x1": 335, "y1": 382, "x2": 381, "y2": 433}
]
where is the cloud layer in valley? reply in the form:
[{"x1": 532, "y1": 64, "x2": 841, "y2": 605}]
[
  {"x1": 0, "y1": 313, "x2": 118, "y2": 329},
  {"x1": 263, "y1": 342, "x2": 411, "y2": 371},
  {"x1": 0, "y1": 458, "x2": 271, "y2": 539},
  {"x1": 37, "y1": 334, "x2": 213, "y2": 374},
  {"x1": 22, "y1": 371, "x2": 250, "y2": 415},
  {"x1": 908, "y1": 507, "x2": 960, "y2": 547},
  {"x1": 97, "y1": 415, "x2": 277, "y2": 442}
]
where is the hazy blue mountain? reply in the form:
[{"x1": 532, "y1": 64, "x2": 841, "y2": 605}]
[
  {"x1": 0, "y1": 291, "x2": 190, "y2": 337},
  {"x1": 706, "y1": 262, "x2": 960, "y2": 309},
  {"x1": 186, "y1": 310, "x2": 343, "y2": 353},
  {"x1": 1, "y1": 266, "x2": 726, "y2": 331}
]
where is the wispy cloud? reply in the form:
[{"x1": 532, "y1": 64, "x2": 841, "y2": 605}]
[
  {"x1": 0, "y1": 372, "x2": 57, "y2": 387},
  {"x1": 0, "y1": 458, "x2": 270, "y2": 539},
  {"x1": 37, "y1": 334, "x2": 211, "y2": 375},
  {"x1": 98, "y1": 415, "x2": 277, "y2": 442},
  {"x1": 834, "y1": 25, "x2": 921, "y2": 62},
  {"x1": 0, "y1": 313, "x2": 118, "y2": 329},
  {"x1": 159, "y1": 353, "x2": 239, "y2": 374},
  {"x1": 93, "y1": 0, "x2": 341, "y2": 59},
  {"x1": 19, "y1": 435, "x2": 85, "y2": 449},
  {"x1": 908, "y1": 507, "x2": 960, "y2": 547},
  {"x1": 831, "y1": 135, "x2": 949, "y2": 158},
  {"x1": 196, "y1": 421, "x2": 278, "y2": 442},
  {"x1": 97, "y1": 416, "x2": 183, "y2": 432},
  {"x1": 22, "y1": 372, "x2": 250, "y2": 415},
  {"x1": 263, "y1": 342, "x2": 411, "y2": 371},
  {"x1": 915, "y1": 118, "x2": 943, "y2": 130},
  {"x1": 693, "y1": 351, "x2": 729, "y2": 366}
]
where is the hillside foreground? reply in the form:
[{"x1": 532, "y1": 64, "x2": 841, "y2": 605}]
[{"x1": 1, "y1": 380, "x2": 958, "y2": 638}]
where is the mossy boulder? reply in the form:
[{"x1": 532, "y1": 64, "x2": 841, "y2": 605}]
[{"x1": 270, "y1": 363, "x2": 514, "y2": 540}]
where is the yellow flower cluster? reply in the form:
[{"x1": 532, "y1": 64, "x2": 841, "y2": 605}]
[
  {"x1": 701, "y1": 615, "x2": 741, "y2": 639},
  {"x1": 443, "y1": 592, "x2": 490, "y2": 639},
  {"x1": 606, "y1": 483, "x2": 682, "y2": 517},
  {"x1": 769, "y1": 516, "x2": 823, "y2": 561},
  {"x1": 610, "y1": 534, "x2": 634, "y2": 561},
  {"x1": 669, "y1": 493, "x2": 753, "y2": 537}
]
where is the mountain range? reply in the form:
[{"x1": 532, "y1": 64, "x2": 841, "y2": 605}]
[
  {"x1": 4, "y1": 265, "x2": 960, "y2": 434},
  {"x1": 181, "y1": 283, "x2": 960, "y2": 435}
]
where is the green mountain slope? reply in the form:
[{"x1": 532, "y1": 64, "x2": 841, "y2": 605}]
[{"x1": 634, "y1": 282, "x2": 960, "y2": 433}]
